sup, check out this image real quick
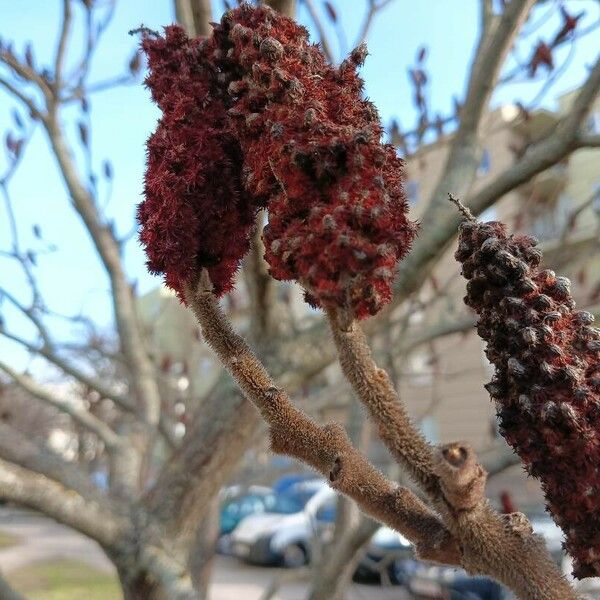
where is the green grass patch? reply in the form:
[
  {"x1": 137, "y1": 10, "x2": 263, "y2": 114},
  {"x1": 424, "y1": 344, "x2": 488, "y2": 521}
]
[
  {"x1": 0, "y1": 530, "x2": 20, "y2": 549},
  {"x1": 7, "y1": 560, "x2": 121, "y2": 600}
]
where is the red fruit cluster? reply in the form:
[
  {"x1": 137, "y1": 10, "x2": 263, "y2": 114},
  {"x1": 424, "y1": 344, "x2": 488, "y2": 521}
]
[
  {"x1": 139, "y1": 6, "x2": 415, "y2": 318},
  {"x1": 456, "y1": 219, "x2": 600, "y2": 579},
  {"x1": 207, "y1": 6, "x2": 416, "y2": 319},
  {"x1": 139, "y1": 26, "x2": 263, "y2": 300}
]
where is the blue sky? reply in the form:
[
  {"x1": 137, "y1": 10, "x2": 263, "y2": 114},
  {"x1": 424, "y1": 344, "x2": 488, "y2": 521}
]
[{"x1": 0, "y1": 0, "x2": 598, "y2": 369}]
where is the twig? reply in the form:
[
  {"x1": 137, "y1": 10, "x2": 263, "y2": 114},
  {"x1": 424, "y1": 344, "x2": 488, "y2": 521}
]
[{"x1": 448, "y1": 193, "x2": 477, "y2": 222}]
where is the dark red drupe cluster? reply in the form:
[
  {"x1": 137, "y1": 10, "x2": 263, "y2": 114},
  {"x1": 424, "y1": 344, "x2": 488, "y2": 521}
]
[
  {"x1": 206, "y1": 6, "x2": 416, "y2": 318},
  {"x1": 456, "y1": 219, "x2": 600, "y2": 578},
  {"x1": 139, "y1": 26, "x2": 263, "y2": 300},
  {"x1": 139, "y1": 5, "x2": 415, "y2": 318}
]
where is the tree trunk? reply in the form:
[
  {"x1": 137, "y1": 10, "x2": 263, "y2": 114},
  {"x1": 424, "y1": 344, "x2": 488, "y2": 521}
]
[
  {"x1": 116, "y1": 560, "x2": 199, "y2": 600},
  {"x1": 308, "y1": 517, "x2": 379, "y2": 600},
  {"x1": 189, "y1": 497, "x2": 220, "y2": 597}
]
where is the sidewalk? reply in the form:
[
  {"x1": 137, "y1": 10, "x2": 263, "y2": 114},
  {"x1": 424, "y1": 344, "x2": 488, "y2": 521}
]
[{"x1": 0, "y1": 509, "x2": 408, "y2": 599}]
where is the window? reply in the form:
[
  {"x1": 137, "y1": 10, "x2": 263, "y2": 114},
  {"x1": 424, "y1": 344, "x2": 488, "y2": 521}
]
[
  {"x1": 529, "y1": 194, "x2": 571, "y2": 241},
  {"x1": 593, "y1": 183, "x2": 600, "y2": 215},
  {"x1": 409, "y1": 351, "x2": 433, "y2": 386},
  {"x1": 406, "y1": 180, "x2": 419, "y2": 205},
  {"x1": 586, "y1": 112, "x2": 600, "y2": 135},
  {"x1": 478, "y1": 148, "x2": 491, "y2": 176}
]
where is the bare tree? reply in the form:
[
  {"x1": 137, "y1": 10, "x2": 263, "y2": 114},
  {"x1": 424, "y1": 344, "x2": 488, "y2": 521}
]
[{"x1": 0, "y1": 1, "x2": 598, "y2": 599}]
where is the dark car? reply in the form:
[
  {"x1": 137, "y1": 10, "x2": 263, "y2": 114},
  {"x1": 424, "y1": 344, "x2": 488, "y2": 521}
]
[{"x1": 219, "y1": 488, "x2": 275, "y2": 536}]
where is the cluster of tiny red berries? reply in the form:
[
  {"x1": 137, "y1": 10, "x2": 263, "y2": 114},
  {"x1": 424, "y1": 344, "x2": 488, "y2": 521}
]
[
  {"x1": 139, "y1": 4, "x2": 416, "y2": 318},
  {"x1": 456, "y1": 219, "x2": 600, "y2": 578},
  {"x1": 139, "y1": 25, "x2": 264, "y2": 300}
]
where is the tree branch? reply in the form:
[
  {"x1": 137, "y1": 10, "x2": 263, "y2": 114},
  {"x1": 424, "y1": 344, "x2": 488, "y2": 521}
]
[
  {"x1": 182, "y1": 272, "x2": 460, "y2": 565},
  {"x1": 356, "y1": 0, "x2": 396, "y2": 46},
  {"x1": 174, "y1": 0, "x2": 213, "y2": 37},
  {"x1": 0, "y1": 361, "x2": 122, "y2": 449},
  {"x1": 264, "y1": 0, "x2": 296, "y2": 18},
  {"x1": 0, "y1": 571, "x2": 26, "y2": 600},
  {"x1": 577, "y1": 133, "x2": 600, "y2": 147},
  {"x1": 0, "y1": 76, "x2": 44, "y2": 121},
  {"x1": 43, "y1": 115, "x2": 161, "y2": 427},
  {"x1": 243, "y1": 212, "x2": 279, "y2": 339},
  {"x1": 0, "y1": 458, "x2": 125, "y2": 548},
  {"x1": 0, "y1": 421, "x2": 110, "y2": 504},
  {"x1": 0, "y1": 328, "x2": 133, "y2": 412},
  {"x1": 469, "y1": 55, "x2": 600, "y2": 217},
  {"x1": 303, "y1": 0, "x2": 335, "y2": 63},
  {"x1": 327, "y1": 308, "x2": 440, "y2": 498},
  {"x1": 392, "y1": 0, "x2": 535, "y2": 302},
  {"x1": 53, "y1": 0, "x2": 73, "y2": 92},
  {"x1": 326, "y1": 308, "x2": 577, "y2": 598}
]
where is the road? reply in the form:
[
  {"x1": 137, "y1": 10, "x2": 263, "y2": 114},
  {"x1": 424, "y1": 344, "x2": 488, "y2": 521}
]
[{"x1": 0, "y1": 509, "x2": 409, "y2": 599}]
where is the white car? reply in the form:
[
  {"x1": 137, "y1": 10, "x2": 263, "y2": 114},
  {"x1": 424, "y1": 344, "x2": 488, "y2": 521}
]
[{"x1": 229, "y1": 481, "x2": 336, "y2": 567}]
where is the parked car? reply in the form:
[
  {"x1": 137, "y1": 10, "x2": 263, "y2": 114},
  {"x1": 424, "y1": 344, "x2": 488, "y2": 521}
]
[
  {"x1": 271, "y1": 473, "x2": 317, "y2": 495},
  {"x1": 219, "y1": 487, "x2": 276, "y2": 536},
  {"x1": 230, "y1": 480, "x2": 336, "y2": 567},
  {"x1": 354, "y1": 526, "x2": 416, "y2": 585}
]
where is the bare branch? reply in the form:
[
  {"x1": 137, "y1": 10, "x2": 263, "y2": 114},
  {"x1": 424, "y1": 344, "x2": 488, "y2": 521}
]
[
  {"x1": 243, "y1": 212, "x2": 278, "y2": 339},
  {"x1": 264, "y1": 0, "x2": 296, "y2": 18},
  {"x1": 481, "y1": 0, "x2": 494, "y2": 33},
  {"x1": 43, "y1": 115, "x2": 161, "y2": 427},
  {"x1": 356, "y1": 0, "x2": 396, "y2": 46},
  {"x1": 0, "y1": 421, "x2": 108, "y2": 502},
  {"x1": 174, "y1": 0, "x2": 213, "y2": 37},
  {"x1": 303, "y1": 0, "x2": 335, "y2": 63},
  {"x1": 393, "y1": 37, "x2": 598, "y2": 305},
  {"x1": 0, "y1": 571, "x2": 25, "y2": 600},
  {"x1": 0, "y1": 361, "x2": 122, "y2": 449},
  {"x1": 0, "y1": 76, "x2": 44, "y2": 120},
  {"x1": 54, "y1": 0, "x2": 73, "y2": 92},
  {"x1": 0, "y1": 46, "x2": 54, "y2": 106},
  {"x1": 469, "y1": 56, "x2": 600, "y2": 218},
  {"x1": 0, "y1": 326, "x2": 132, "y2": 408},
  {"x1": 577, "y1": 132, "x2": 600, "y2": 147},
  {"x1": 399, "y1": 315, "x2": 476, "y2": 355},
  {"x1": 0, "y1": 458, "x2": 125, "y2": 548}
]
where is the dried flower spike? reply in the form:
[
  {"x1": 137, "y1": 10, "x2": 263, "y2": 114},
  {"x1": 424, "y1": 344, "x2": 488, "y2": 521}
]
[
  {"x1": 208, "y1": 5, "x2": 417, "y2": 319},
  {"x1": 456, "y1": 216, "x2": 600, "y2": 579},
  {"x1": 138, "y1": 26, "x2": 263, "y2": 300}
]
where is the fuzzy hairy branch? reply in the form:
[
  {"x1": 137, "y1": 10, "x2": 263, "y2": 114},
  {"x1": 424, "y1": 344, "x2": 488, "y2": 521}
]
[
  {"x1": 184, "y1": 272, "x2": 460, "y2": 565},
  {"x1": 327, "y1": 308, "x2": 440, "y2": 497},
  {"x1": 326, "y1": 313, "x2": 577, "y2": 598}
]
